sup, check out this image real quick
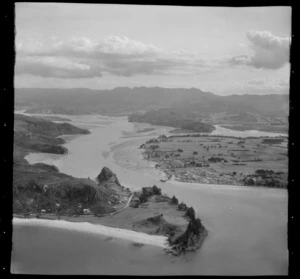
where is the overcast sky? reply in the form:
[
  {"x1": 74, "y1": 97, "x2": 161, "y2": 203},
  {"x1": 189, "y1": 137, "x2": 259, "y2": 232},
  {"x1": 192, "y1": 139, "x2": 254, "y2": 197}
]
[{"x1": 15, "y1": 3, "x2": 291, "y2": 95}]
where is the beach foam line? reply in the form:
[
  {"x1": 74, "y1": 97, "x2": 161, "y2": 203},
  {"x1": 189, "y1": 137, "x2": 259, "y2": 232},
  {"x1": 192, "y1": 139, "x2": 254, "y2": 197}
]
[{"x1": 13, "y1": 218, "x2": 169, "y2": 248}]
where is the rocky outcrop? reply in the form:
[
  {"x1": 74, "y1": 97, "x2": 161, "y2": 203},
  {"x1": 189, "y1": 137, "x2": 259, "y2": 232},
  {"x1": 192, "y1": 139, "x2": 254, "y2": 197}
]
[
  {"x1": 167, "y1": 218, "x2": 207, "y2": 256},
  {"x1": 167, "y1": 206, "x2": 207, "y2": 256},
  {"x1": 96, "y1": 167, "x2": 121, "y2": 186}
]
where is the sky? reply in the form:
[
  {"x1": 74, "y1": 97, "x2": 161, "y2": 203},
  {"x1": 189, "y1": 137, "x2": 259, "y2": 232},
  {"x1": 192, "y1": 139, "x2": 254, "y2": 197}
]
[{"x1": 15, "y1": 3, "x2": 291, "y2": 95}]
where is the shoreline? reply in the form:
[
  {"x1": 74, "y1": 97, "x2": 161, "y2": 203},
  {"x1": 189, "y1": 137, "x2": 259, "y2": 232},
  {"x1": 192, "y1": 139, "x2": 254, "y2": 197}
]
[
  {"x1": 140, "y1": 133, "x2": 287, "y2": 189},
  {"x1": 13, "y1": 217, "x2": 169, "y2": 248},
  {"x1": 155, "y1": 165, "x2": 286, "y2": 189},
  {"x1": 151, "y1": 161, "x2": 287, "y2": 190}
]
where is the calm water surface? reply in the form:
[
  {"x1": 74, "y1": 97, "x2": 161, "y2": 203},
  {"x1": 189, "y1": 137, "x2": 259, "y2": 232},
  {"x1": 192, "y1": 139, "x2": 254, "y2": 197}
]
[{"x1": 13, "y1": 112, "x2": 288, "y2": 275}]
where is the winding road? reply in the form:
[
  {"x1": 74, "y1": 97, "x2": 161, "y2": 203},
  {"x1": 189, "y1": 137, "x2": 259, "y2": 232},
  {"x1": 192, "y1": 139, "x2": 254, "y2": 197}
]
[{"x1": 110, "y1": 193, "x2": 134, "y2": 216}]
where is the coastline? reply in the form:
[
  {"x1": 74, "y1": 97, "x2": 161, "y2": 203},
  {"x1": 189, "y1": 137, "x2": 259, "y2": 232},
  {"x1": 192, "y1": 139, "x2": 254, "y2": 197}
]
[
  {"x1": 13, "y1": 113, "x2": 207, "y2": 256},
  {"x1": 12, "y1": 113, "x2": 288, "y2": 275},
  {"x1": 13, "y1": 217, "x2": 169, "y2": 248},
  {"x1": 140, "y1": 133, "x2": 287, "y2": 188},
  {"x1": 147, "y1": 156, "x2": 287, "y2": 189}
]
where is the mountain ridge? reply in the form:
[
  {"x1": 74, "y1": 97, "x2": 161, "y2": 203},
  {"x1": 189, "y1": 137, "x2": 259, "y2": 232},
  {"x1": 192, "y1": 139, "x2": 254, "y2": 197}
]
[
  {"x1": 15, "y1": 87, "x2": 289, "y2": 117},
  {"x1": 14, "y1": 86, "x2": 289, "y2": 97}
]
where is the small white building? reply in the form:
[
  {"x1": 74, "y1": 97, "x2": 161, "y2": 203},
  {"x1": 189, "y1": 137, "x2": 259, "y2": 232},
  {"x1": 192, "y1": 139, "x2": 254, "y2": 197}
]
[{"x1": 83, "y1": 208, "x2": 91, "y2": 214}]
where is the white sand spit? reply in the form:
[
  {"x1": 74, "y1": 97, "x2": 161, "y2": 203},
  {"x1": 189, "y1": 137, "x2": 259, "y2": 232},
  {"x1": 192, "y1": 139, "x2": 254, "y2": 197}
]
[{"x1": 13, "y1": 218, "x2": 169, "y2": 248}]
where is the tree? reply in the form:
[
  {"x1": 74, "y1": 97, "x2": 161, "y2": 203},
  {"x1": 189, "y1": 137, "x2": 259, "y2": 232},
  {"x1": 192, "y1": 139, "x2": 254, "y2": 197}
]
[
  {"x1": 152, "y1": 185, "x2": 162, "y2": 195},
  {"x1": 185, "y1": 207, "x2": 196, "y2": 220},
  {"x1": 139, "y1": 192, "x2": 148, "y2": 203},
  {"x1": 170, "y1": 195, "x2": 179, "y2": 205},
  {"x1": 178, "y1": 202, "x2": 187, "y2": 211}
]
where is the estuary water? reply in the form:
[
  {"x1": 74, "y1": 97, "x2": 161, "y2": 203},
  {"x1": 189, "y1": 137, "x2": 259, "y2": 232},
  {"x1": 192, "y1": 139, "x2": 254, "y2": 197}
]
[{"x1": 12, "y1": 112, "x2": 288, "y2": 275}]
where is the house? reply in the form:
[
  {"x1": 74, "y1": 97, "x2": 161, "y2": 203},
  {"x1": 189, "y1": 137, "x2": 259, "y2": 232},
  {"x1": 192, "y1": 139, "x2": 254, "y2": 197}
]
[{"x1": 83, "y1": 208, "x2": 91, "y2": 214}]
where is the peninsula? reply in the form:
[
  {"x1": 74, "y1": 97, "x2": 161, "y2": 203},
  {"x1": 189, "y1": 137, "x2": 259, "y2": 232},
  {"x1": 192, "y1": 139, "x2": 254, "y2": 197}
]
[{"x1": 13, "y1": 114, "x2": 207, "y2": 256}]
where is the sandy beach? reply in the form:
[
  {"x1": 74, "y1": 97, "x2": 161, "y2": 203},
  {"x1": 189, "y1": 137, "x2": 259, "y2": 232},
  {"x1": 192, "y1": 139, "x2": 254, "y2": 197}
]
[{"x1": 13, "y1": 218, "x2": 169, "y2": 248}]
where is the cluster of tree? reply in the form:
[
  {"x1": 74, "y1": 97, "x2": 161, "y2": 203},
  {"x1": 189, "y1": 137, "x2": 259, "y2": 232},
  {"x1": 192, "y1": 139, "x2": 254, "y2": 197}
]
[
  {"x1": 146, "y1": 138, "x2": 159, "y2": 144},
  {"x1": 185, "y1": 207, "x2": 196, "y2": 220},
  {"x1": 208, "y1": 157, "x2": 227, "y2": 163},
  {"x1": 255, "y1": 169, "x2": 275, "y2": 176},
  {"x1": 242, "y1": 176, "x2": 286, "y2": 188},
  {"x1": 149, "y1": 145, "x2": 159, "y2": 150},
  {"x1": 175, "y1": 201, "x2": 196, "y2": 220},
  {"x1": 178, "y1": 202, "x2": 188, "y2": 211},
  {"x1": 139, "y1": 185, "x2": 162, "y2": 203},
  {"x1": 262, "y1": 138, "x2": 284, "y2": 144},
  {"x1": 188, "y1": 161, "x2": 204, "y2": 167}
]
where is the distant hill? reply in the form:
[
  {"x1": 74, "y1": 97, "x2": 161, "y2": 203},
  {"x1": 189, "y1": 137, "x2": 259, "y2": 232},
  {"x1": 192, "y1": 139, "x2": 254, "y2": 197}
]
[
  {"x1": 15, "y1": 87, "x2": 289, "y2": 118},
  {"x1": 13, "y1": 114, "x2": 126, "y2": 216},
  {"x1": 14, "y1": 113, "x2": 90, "y2": 157},
  {"x1": 129, "y1": 108, "x2": 215, "y2": 133}
]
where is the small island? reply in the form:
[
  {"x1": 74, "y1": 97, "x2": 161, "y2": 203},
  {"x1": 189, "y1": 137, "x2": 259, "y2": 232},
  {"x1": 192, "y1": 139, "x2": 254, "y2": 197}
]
[{"x1": 13, "y1": 114, "x2": 207, "y2": 256}]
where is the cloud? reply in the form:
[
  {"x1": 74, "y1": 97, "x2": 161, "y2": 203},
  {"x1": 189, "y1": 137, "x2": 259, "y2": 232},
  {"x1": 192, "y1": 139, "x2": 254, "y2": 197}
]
[
  {"x1": 99, "y1": 36, "x2": 162, "y2": 55},
  {"x1": 16, "y1": 36, "x2": 162, "y2": 56},
  {"x1": 235, "y1": 78, "x2": 290, "y2": 94},
  {"x1": 227, "y1": 31, "x2": 290, "y2": 69},
  {"x1": 16, "y1": 36, "x2": 209, "y2": 79},
  {"x1": 227, "y1": 55, "x2": 250, "y2": 66},
  {"x1": 16, "y1": 55, "x2": 102, "y2": 78}
]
